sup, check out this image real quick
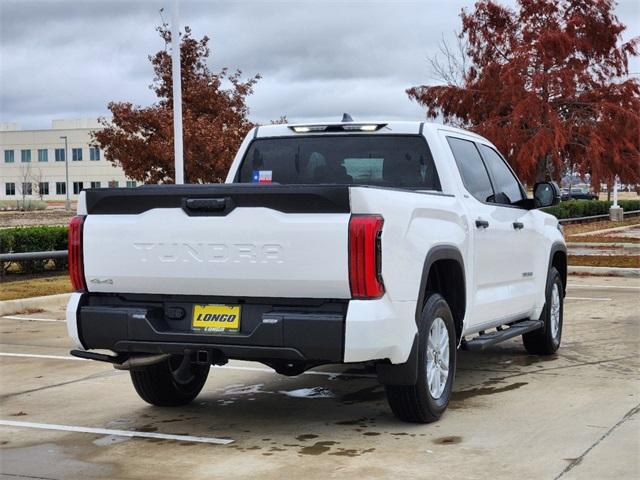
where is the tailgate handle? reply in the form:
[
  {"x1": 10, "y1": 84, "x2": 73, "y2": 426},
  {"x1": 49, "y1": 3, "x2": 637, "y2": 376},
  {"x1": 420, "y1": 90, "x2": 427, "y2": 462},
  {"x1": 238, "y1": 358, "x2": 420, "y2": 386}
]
[{"x1": 185, "y1": 198, "x2": 228, "y2": 212}]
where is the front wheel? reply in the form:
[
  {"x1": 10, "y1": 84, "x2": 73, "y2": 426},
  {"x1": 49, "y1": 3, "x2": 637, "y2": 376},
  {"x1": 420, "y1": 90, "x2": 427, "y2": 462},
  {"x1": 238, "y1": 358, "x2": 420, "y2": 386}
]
[
  {"x1": 130, "y1": 354, "x2": 209, "y2": 407},
  {"x1": 385, "y1": 292, "x2": 457, "y2": 423},
  {"x1": 523, "y1": 267, "x2": 563, "y2": 355}
]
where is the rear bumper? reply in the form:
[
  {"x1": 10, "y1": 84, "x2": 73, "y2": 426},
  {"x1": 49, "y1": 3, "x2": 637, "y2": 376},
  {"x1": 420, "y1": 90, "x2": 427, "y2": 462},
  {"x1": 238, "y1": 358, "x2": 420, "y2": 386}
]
[
  {"x1": 66, "y1": 291, "x2": 418, "y2": 365},
  {"x1": 68, "y1": 292, "x2": 346, "y2": 363}
]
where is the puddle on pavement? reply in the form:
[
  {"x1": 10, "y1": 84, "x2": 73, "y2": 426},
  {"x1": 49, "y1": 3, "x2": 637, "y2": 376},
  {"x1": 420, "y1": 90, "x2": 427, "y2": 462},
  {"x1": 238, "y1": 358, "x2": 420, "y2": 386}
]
[
  {"x1": 451, "y1": 382, "x2": 528, "y2": 404},
  {"x1": 296, "y1": 434, "x2": 319, "y2": 441},
  {"x1": 298, "y1": 440, "x2": 338, "y2": 455},
  {"x1": 341, "y1": 384, "x2": 386, "y2": 404},
  {"x1": 433, "y1": 435, "x2": 463, "y2": 445}
]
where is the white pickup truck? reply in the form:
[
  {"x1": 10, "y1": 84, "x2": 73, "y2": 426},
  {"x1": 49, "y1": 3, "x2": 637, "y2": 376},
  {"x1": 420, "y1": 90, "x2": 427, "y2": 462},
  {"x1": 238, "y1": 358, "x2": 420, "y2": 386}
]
[{"x1": 67, "y1": 120, "x2": 566, "y2": 423}]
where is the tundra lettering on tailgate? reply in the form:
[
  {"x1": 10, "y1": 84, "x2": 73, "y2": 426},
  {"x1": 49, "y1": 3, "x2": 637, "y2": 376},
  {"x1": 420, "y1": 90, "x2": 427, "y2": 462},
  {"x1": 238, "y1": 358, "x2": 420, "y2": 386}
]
[{"x1": 133, "y1": 242, "x2": 284, "y2": 264}]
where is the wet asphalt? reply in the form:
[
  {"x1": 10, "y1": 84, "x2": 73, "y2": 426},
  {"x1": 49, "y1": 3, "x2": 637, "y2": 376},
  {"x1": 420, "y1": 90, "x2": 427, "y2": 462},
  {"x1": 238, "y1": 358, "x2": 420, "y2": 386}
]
[{"x1": 0, "y1": 275, "x2": 638, "y2": 480}]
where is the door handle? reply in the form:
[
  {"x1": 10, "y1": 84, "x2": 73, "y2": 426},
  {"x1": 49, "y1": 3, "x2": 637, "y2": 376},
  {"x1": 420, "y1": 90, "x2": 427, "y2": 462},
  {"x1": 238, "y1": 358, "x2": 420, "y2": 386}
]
[
  {"x1": 475, "y1": 219, "x2": 489, "y2": 229},
  {"x1": 513, "y1": 222, "x2": 524, "y2": 230}
]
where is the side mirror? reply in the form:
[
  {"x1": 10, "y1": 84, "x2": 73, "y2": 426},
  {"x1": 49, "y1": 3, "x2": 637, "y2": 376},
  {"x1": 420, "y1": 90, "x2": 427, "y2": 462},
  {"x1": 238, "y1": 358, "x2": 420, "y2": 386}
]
[{"x1": 533, "y1": 181, "x2": 560, "y2": 208}]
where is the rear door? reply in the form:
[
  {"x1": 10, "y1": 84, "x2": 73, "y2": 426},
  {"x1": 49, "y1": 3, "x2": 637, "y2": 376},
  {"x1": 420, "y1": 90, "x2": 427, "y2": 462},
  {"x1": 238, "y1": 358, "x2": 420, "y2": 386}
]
[{"x1": 82, "y1": 186, "x2": 352, "y2": 299}]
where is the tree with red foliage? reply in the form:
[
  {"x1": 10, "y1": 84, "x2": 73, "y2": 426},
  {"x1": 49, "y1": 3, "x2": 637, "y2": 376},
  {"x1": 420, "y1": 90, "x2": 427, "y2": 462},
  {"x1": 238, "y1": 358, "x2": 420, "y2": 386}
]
[
  {"x1": 93, "y1": 25, "x2": 260, "y2": 184},
  {"x1": 408, "y1": 0, "x2": 639, "y2": 187}
]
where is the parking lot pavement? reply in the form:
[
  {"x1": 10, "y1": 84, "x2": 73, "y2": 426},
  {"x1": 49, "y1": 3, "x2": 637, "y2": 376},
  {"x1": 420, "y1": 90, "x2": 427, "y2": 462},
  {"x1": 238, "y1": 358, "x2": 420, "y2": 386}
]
[{"x1": 1, "y1": 277, "x2": 638, "y2": 480}]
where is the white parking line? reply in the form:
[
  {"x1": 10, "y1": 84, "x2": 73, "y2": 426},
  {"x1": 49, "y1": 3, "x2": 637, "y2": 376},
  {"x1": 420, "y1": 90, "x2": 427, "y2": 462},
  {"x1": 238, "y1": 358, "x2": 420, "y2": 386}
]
[
  {"x1": 0, "y1": 352, "x2": 376, "y2": 378},
  {"x1": 0, "y1": 419, "x2": 233, "y2": 445},
  {"x1": 565, "y1": 297, "x2": 612, "y2": 301},
  {"x1": 0, "y1": 352, "x2": 86, "y2": 361},
  {"x1": 1, "y1": 316, "x2": 64, "y2": 322},
  {"x1": 568, "y1": 284, "x2": 640, "y2": 290}
]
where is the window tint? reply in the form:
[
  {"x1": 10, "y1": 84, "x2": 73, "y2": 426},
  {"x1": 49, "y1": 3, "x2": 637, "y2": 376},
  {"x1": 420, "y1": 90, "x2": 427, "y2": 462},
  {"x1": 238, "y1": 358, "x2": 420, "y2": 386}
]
[
  {"x1": 38, "y1": 149, "x2": 48, "y2": 162},
  {"x1": 4, "y1": 150, "x2": 14, "y2": 163},
  {"x1": 56, "y1": 182, "x2": 66, "y2": 195},
  {"x1": 90, "y1": 147, "x2": 100, "y2": 161},
  {"x1": 55, "y1": 148, "x2": 65, "y2": 162},
  {"x1": 72, "y1": 148, "x2": 82, "y2": 161},
  {"x1": 21, "y1": 149, "x2": 31, "y2": 163},
  {"x1": 6, "y1": 183, "x2": 15, "y2": 196},
  {"x1": 478, "y1": 144, "x2": 524, "y2": 204},
  {"x1": 447, "y1": 137, "x2": 494, "y2": 202},
  {"x1": 237, "y1": 135, "x2": 441, "y2": 190},
  {"x1": 38, "y1": 182, "x2": 49, "y2": 195}
]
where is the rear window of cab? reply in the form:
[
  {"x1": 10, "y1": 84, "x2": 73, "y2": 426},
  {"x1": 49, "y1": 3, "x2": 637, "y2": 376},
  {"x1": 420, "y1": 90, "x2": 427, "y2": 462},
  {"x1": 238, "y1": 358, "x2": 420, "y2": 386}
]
[{"x1": 237, "y1": 135, "x2": 441, "y2": 190}]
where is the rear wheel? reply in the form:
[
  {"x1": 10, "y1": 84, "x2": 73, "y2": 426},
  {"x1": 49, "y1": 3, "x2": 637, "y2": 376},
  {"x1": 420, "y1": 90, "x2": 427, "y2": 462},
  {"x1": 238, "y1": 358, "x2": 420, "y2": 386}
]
[
  {"x1": 130, "y1": 354, "x2": 209, "y2": 407},
  {"x1": 385, "y1": 293, "x2": 457, "y2": 423},
  {"x1": 523, "y1": 267, "x2": 563, "y2": 355}
]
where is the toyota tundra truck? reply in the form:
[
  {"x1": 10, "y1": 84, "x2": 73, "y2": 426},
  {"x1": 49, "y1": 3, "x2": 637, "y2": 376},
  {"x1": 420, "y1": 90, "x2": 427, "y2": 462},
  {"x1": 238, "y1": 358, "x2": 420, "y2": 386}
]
[{"x1": 67, "y1": 120, "x2": 566, "y2": 423}]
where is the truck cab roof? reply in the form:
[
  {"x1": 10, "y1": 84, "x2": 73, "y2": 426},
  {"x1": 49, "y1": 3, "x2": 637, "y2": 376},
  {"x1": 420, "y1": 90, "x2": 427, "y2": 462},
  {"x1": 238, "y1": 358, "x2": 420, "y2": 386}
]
[{"x1": 254, "y1": 120, "x2": 485, "y2": 140}]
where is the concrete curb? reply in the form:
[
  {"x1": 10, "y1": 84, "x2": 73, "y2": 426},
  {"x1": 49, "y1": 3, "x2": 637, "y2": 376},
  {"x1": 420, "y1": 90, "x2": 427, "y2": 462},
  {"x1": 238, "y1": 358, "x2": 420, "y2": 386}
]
[
  {"x1": 568, "y1": 266, "x2": 640, "y2": 278},
  {"x1": 0, "y1": 293, "x2": 71, "y2": 316}
]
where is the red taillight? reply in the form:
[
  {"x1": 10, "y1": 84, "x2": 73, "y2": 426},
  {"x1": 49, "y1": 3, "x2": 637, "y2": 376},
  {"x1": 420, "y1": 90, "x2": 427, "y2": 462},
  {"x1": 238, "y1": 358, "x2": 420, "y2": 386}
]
[
  {"x1": 349, "y1": 215, "x2": 384, "y2": 299},
  {"x1": 68, "y1": 215, "x2": 86, "y2": 291}
]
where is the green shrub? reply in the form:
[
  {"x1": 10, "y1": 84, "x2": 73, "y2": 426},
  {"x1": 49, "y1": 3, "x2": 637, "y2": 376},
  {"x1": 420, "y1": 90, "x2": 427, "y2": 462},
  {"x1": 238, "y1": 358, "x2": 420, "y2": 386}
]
[
  {"x1": 544, "y1": 199, "x2": 640, "y2": 219},
  {"x1": 0, "y1": 225, "x2": 68, "y2": 274}
]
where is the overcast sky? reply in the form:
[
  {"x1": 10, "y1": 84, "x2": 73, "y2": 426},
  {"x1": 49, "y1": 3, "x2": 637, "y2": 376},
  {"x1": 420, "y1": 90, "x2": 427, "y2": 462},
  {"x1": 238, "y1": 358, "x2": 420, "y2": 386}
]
[{"x1": 1, "y1": 0, "x2": 638, "y2": 130}]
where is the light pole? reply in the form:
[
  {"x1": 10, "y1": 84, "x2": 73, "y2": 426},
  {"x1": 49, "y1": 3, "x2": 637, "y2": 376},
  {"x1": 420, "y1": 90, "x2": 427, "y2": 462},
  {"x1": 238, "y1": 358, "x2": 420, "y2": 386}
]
[
  {"x1": 60, "y1": 136, "x2": 70, "y2": 211},
  {"x1": 172, "y1": 0, "x2": 184, "y2": 184}
]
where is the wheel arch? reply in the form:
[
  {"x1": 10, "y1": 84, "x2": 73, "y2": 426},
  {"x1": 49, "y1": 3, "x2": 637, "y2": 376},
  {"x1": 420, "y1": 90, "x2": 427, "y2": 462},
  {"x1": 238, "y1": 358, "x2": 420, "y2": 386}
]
[
  {"x1": 416, "y1": 245, "x2": 466, "y2": 340},
  {"x1": 549, "y1": 242, "x2": 567, "y2": 296}
]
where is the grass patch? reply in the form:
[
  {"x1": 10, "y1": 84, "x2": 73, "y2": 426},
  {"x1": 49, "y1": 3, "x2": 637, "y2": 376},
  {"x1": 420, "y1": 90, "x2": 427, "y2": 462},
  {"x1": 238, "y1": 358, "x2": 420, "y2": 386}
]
[
  {"x1": 568, "y1": 255, "x2": 640, "y2": 268},
  {"x1": 563, "y1": 219, "x2": 640, "y2": 236},
  {"x1": 0, "y1": 274, "x2": 72, "y2": 301}
]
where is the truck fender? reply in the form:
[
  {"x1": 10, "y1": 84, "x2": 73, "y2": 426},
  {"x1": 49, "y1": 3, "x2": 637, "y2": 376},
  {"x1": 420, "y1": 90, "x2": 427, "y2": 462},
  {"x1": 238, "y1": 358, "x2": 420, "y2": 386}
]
[{"x1": 377, "y1": 245, "x2": 465, "y2": 386}]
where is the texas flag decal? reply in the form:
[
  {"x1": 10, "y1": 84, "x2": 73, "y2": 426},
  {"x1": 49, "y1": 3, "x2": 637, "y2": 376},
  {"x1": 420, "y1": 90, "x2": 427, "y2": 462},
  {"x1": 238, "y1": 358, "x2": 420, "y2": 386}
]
[{"x1": 252, "y1": 170, "x2": 273, "y2": 183}]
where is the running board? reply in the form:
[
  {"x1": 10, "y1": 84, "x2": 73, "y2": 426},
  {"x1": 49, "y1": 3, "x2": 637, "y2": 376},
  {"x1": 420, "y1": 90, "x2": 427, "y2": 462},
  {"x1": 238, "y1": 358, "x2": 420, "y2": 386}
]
[{"x1": 465, "y1": 320, "x2": 543, "y2": 351}]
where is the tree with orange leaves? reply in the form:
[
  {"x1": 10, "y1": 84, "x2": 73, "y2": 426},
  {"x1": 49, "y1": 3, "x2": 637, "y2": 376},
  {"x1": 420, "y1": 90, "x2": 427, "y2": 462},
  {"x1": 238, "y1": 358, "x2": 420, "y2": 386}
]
[
  {"x1": 408, "y1": 0, "x2": 639, "y2": 188},
  {"x1": 93, "y1": 25, "x2": 260, "y2": 184}
]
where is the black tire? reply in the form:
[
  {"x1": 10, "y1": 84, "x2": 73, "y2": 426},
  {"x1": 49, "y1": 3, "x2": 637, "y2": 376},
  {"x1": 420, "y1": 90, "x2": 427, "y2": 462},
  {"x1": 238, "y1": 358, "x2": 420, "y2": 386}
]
[
  {"x1": 130, "y1": 355, "x2": 209, "y2": 407},
  {"x1": 523, "y1": 267, "x2": 563, "y2": 355},
  {"x1": 385, "y1": 293, "x2": 457, "y2": 423}
]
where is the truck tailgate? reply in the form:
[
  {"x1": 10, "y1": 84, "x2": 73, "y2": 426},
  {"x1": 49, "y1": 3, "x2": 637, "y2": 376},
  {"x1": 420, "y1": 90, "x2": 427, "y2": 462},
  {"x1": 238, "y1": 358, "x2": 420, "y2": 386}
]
[{"x1": 81, "y1": 185, "x2": 351, "y2": 298}]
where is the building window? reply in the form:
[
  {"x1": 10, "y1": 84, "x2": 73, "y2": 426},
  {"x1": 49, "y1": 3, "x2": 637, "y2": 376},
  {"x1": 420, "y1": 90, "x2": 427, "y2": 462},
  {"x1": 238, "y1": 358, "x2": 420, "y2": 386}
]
[
  {"x1": 37, "y1": 149, "x2": 48, "y2": 162},
  {"x1": 56, "y1": 182, "x2": 66, "y2": 195},
  {"x1": 108, "y1": 180, "x2": 119, "y2": 188},
  {"x1": 55, "y1": 148, "x2": 65, "y2": 162},
  {"x1": 72, "y1": 148, "x2": 83, "y2": 161},
  {"x1": 126, "y1": 181, "x2": 137, "y2": 188},
  {"x1": 38, "y1": 182, "x2": 49, "y2": 195},
  {"x1": 4, "y1": 150, "x2": 14, "y2": 163},
  {"x1": 89, "y1": 147, "x2": 100, "y2": 161},
  {"x1": 21, "y1": 149, "x2": 31, "y2": 163},
  {"x1": 73, "y1": 182, "x2": 84, "y2": 194},
  {"x1": 5, "y1": 183, "x2": 16, "y2": 196},
  {"x1": 90, "y1": 181, "x2": 101, "y2": 188},
  {"x1": 21, "y1": 183, "x2": 33, "y2": 195}
]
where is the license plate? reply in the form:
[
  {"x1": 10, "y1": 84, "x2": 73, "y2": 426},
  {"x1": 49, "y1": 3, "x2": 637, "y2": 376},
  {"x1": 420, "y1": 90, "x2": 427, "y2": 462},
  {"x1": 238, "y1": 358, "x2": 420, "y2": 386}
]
[{"x1": 192, "y1": 304, "x2": 240, "y2": 333}]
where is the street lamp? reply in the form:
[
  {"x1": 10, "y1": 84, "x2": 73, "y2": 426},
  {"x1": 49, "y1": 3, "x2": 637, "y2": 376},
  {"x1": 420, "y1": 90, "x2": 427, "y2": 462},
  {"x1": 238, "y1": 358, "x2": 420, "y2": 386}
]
[{"x1": 59, "y1": 136, "x2": 70, "y2": 211}]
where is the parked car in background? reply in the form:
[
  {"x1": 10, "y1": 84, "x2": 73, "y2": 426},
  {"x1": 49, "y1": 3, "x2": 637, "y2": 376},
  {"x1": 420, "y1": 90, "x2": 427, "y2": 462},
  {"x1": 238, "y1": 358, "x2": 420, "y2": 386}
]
[{"x1": 561, "y1": 187, "x2": 598, "y2": 201}]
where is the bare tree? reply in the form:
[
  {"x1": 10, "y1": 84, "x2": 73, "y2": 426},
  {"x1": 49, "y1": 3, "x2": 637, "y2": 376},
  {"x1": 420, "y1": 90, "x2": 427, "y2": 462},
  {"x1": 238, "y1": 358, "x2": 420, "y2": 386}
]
[
  {"x1": 427, "y1": 32, "x2": 470, "y2": 87},
  {"x1": 17, "y1": 162, "x2": 33, "y2": 209}
]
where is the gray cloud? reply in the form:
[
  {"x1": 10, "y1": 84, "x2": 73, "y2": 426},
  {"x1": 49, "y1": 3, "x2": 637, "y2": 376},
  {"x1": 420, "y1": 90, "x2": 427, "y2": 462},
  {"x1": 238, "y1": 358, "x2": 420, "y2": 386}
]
[{"x1": 1, "y1": 0, "x2": 638, "y2": 129}]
